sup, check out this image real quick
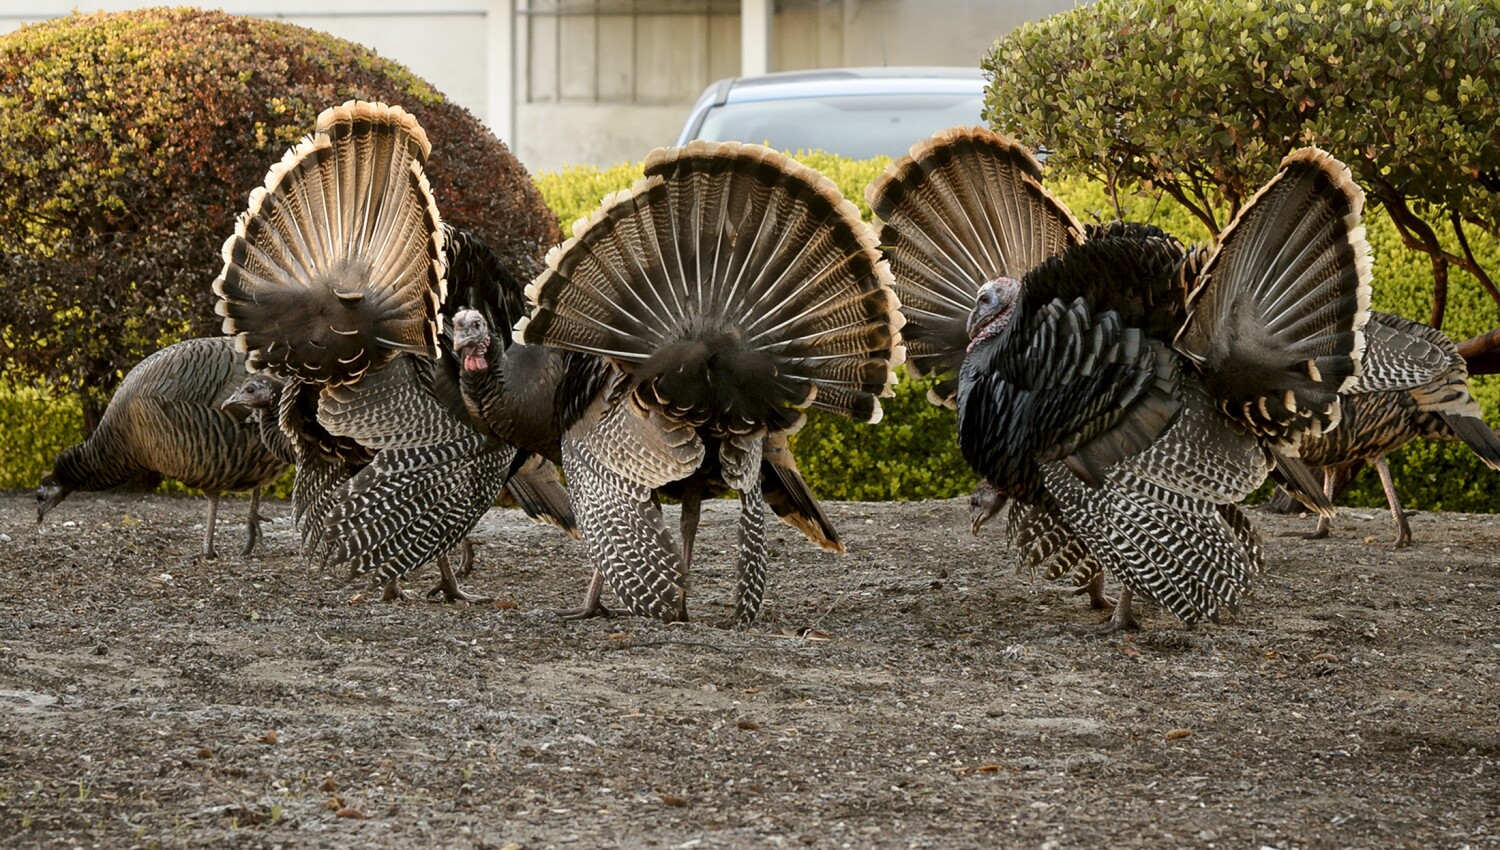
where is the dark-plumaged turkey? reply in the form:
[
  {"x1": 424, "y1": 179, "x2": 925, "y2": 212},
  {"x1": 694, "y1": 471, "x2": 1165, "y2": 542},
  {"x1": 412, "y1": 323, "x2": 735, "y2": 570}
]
[
  {"x1": 869, "y1": 127, "x2": 1373, "y2": 630},
  {"x1": 452, "y1": 141, "x2": 906, "y2": 624}
]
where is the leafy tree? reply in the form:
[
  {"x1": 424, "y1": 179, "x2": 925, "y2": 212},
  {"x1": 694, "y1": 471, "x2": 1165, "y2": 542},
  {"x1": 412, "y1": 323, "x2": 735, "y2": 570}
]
[
  {"x1": 0, "y1": 8, "x2": 561, "y2": 430},
  {"x1": 984, "y1": 0, "x2": 1500, "y2": 370}
]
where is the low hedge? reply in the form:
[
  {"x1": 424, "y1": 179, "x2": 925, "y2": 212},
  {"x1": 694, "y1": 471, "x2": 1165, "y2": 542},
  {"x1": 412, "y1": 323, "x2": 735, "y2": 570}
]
[{"x1": 10, "y1": 150, "x2": 1498, "y2": 511}]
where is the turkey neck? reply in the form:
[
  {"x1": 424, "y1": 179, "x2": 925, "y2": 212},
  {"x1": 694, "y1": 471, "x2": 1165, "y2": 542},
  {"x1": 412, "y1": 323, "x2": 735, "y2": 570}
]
[
  {"x1": 955, "y1": 315, "x2": 1046, "y2": 505},
  {"x1": 458, "y1": 334, "x2": 601, "y2": 464},
  {"x1": 252, "y1": 402, "x2": 297, "y2": 467},
  {"x1": 51, "y1": 431, "x2": 141, "y2": 492}
]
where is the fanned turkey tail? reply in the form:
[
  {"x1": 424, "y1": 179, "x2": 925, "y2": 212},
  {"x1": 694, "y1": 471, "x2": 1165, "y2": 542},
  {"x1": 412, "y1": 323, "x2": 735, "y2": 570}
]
[
  {"x1": 213, "y1": 101, "x2": 445, "y2": 386},
  {"x1": 213, "y1": 101, "x2": 537, "y2": 596},
  {"x1": 866, "y1": 126, "x2": 1084, "y2": 406},
  {"x1": 520, "y1": 140, "x2": 904, "y2": 431},
  {"x1": 518, "y1": 141, "x2": 904, "y2": 623},
  {"x1": 1175, "y1": 147, "x2": 1373, "y2": 447}
]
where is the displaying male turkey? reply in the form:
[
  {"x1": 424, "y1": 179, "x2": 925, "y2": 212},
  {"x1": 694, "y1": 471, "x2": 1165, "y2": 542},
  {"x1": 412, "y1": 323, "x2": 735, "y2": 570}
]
[
  {"x1": 37, "y1": 337, "x2": 289, "y2": 558},
  {"x1": 224, "y1": 371, "x2": 574, "y2": 584},
  {"x1": 212, "y1": 100, "x2": 572, "y2": 602},
  {"x1": 450, "y1": 305, "x2": 846, "y2": 621},
  {"x1": 1288, "y1": 310, "x2": 1500, "y2": 547},
  {"x1": 868, "y1": 127, "x2": 1371, "y2": 631},
  {"x1": 444, "y1": 141, "x2": 904, "y2": 625}
]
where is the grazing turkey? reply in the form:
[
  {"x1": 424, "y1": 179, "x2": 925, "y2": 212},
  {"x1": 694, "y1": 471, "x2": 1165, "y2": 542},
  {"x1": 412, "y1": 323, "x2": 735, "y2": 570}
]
[
  {"x1": 444, "y1": 141, "x2": 903, "y2": 624},
  {"x1": 212, "y1": 100, "x2": 572, "y2": 601},
  {"x1": 37, "y1": 337, "x2": 289, "y2": 558},
  {"x1": 1289, "y1": 311, "x2": 1500, "y2": 547},
  {"x1": 868, "y1": 127, "x2": 1371, "y2": 630}
]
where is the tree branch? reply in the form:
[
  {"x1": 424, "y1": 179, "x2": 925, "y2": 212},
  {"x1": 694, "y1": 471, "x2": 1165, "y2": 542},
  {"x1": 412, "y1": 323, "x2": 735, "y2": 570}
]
[
  {"x1": 1456, "y1": 326, "x2": 1500, "y2": 376},
  {"x1": 1367, "y1": 176, "x2": 1451, "y2": 328},
  {"x1": 1450, "y1": 210, "x2": 1500, "y2": 309}
]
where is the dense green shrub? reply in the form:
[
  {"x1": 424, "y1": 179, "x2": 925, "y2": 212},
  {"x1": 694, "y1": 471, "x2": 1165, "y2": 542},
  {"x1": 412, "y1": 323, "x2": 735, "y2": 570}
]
[
  {"x1": 1, "y1": 387, "x2": 85, "y2": 494},
  {"x1": 985, "y1": 0, "x2": 1500, "y2": 367},
  {"x1": 0, "y1": 8, "x2": 559, "y2": 430}
]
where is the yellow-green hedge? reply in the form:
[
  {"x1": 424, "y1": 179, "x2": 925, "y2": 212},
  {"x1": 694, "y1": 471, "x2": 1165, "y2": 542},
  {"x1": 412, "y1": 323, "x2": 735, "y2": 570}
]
[{"x1": 9, "y1": 150, "x2": 1498, "y2": 510}]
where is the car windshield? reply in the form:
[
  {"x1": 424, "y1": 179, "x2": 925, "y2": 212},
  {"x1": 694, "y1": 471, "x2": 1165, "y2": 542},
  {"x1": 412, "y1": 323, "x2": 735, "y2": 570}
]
[{"x1": 693, "y1": 92, "x2": 982, "y2": 160}]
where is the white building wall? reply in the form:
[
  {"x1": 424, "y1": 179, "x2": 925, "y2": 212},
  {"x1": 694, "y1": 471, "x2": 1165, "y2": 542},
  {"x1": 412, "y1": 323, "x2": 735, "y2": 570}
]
[{"x1": 2, "y1": 1, "x2": 1080, "y2": 172}]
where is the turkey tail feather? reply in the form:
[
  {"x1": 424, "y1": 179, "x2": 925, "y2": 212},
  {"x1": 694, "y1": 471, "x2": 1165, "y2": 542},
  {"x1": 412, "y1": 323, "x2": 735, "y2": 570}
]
[
  {"x1": 519, "y1": 141, "x2": 904, "y2": 432},
  {"x1": 503, "y1": 455, "x2": 580, "y2": 538},
  {"x1": 867, "y1": 127, "x2": 1085, "y2": 406},
  {"x1": 1443, "y1": 413, "x2": 1500, "y2": 471},
  {"x1": 1175, "y1": 147, "x2": 1373, "y2": 445},
  {"x1": 762, "y1": 435, "x2": 842, "y2": 553},
  {"x1": 214, "y1": 101, "x2": 445, "y2": 385}
]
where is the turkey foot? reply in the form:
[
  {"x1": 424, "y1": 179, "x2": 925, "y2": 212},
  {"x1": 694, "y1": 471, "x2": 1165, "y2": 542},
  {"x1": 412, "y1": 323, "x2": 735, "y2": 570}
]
[
  {"x1": 554, "y1": 569, "x2": 613, "y2": 620},
  {"x1": 1301, "y1": 513, "x2": 1332, "y2": 541},
  {"x1": 381, "y1": 577, "x2": 408, "y2": 602},
  {"x1": 1073, "y1": 573, "x2": 1113, "y2": 610},
  {"x1": 1069, "y1": 588, "x2": 1138, "y2": 635},
  {"x1": 426, "y1": 555, "x2": 493, "y2": 604}
]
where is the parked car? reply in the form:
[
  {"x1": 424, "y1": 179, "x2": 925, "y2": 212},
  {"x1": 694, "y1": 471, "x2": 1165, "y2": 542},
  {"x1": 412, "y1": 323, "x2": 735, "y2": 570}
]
[{"x1": 675, "y1": 66, "x2": 986, "y2": 160}]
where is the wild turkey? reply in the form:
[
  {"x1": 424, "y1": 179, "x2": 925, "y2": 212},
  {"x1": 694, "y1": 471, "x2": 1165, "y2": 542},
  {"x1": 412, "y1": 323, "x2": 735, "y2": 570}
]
[
  {"x1": 451, "y1": 305, "x2": 847, "y2": 620},
  {"x1": 212, "y1": 100, "x2": 572, "y2": 602},
  {"x1": 868, "y1": 127, "x2": 1371, "y2": 631},
  {"x1": 1289, "y1": 310, "x2": 1500, "y2": 547},
  {"x1": 446, "y1": 141, "x2": 904, "y2": 624},
  {"x1": 37, "y1": 337, "x2": 289, "y2": 558}
]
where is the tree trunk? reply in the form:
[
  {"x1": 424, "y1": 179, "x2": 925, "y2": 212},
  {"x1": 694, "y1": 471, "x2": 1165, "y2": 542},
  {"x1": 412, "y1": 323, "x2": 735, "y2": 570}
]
[{"x1": 1457, "y1": 326, "x2": 1500, "y2": 376}]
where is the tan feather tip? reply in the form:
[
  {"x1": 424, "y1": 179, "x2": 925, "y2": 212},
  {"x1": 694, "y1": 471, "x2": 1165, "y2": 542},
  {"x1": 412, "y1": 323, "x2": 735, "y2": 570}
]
[
  {"x1": 1343, "y1": 221, "x2": 1375, "y2": 388},
  {"x1": 867, "y1": 125, "x2": 1039, "y2": 213},
  {"x1": 925, "y1": 386, "x2": 958, "y2": 410},
  {"x1": 316, "y1": 100, "x2": 433, "y2": 162},
  {"x1": 247, "y1": 134, "x2": 330, "y2": 221},
  {"x1": 1279, "y1": 146, "x2": 1365, "y2": 219},
  {"x1": 887, "y1": 339, "x2": 907, "y2": 373}
]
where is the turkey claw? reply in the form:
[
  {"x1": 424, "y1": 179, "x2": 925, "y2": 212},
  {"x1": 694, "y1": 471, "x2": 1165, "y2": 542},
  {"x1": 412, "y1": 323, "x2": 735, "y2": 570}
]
[{"x1": 554, "y1": 602, "x2": 613, "y2": 620}]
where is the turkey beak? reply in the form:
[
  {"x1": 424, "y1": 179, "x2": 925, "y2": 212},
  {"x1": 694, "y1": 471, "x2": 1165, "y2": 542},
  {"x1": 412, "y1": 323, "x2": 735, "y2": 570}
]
[
  {"x1": 221, "y1": 390, "x2": 247, "y2": 412},
  {"x1": 967, "y1": 283, "x2": 1002, "y2": 338},
  {"x1": 37, "y1": 483, "x2": 66, "y2": 524},
  {"x1": 450, "y1": 310, "x2": 490, "y2": 353},
  {"x1": 220, "y1": 389, "x2": 253, "y2": 419}
]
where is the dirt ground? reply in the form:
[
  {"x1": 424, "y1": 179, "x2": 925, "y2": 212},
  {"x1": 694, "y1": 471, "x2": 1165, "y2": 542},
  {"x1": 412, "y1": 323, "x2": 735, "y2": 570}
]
[{"x1": 1, "y1": 488, "x2": 1497, "y2": 850}]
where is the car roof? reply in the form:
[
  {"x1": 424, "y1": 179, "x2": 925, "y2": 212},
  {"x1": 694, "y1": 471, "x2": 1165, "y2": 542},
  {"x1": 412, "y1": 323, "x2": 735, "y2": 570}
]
[{"x1": 704, "y1": 66, "x2": 986, "y2": 107}]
